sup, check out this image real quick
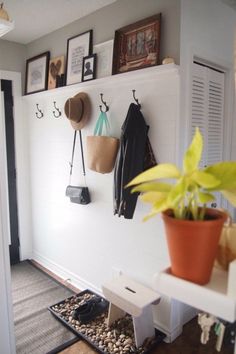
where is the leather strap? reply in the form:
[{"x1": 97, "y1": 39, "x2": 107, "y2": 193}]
[
  {"x1": 69, "y1": 130, "x2": 77, "y2": 179},
  {"x1": 79, "y1": 130, "x2": 86, "y2": 176},
  {"x1": 69, "y1": 130, "x2": 86, "y2": 184}
]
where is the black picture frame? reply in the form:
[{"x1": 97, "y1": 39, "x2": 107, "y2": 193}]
[
  {"x1": 25, "y1": 51, "x2": 50, "y2": 95},
  {"x1": 112, "y1": 14, "x2": 161, "y2": 75},
  {"x1": 65, "y1": 30, "x2": 93, "y2": 85},
  {"x1": 82, "y1": 54, "x2": 97, "y2": 82}
]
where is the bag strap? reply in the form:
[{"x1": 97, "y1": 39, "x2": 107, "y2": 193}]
[
  {"x1": 79, "y1": 130, "x2": 86, "y2": 177},
  {"x1": 69, "y1": 130, "x2": 86, "y2": 185},
  {"x1": 94, "y1": 111, "x2": 110, "y2": 136},
  {"x1": 69, "y1": 130, "x2": 77, "y2": 184}
]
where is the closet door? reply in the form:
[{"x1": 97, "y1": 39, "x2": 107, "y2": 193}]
[{"x1": 190, "y1": 62, "x2": 225, "y2": 208}]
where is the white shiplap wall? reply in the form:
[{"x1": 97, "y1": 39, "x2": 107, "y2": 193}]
[{"x1": 23, "y1": 64, "x2": 181, "y2": 337}]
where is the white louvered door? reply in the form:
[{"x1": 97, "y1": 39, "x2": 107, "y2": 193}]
[
  {"x1": 190, "y1": 62, "x2": 225, "y2": 208},
  {"x1": 207, "y1": 68, "x2": 224, "y2": 166},
  {"x1": 191, "y1": 63, "x2": 208, "y2": 167}
]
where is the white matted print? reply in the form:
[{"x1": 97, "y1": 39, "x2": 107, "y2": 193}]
[
  {"x1": 66, "y1": 30, "x2": 92, "y2": 85},
  {"x1": 93, "y1": 39, "x2": 114, "y2": 79},
  {"x1": 25, "y1": 51, "x2": 50, "y2": 94}
]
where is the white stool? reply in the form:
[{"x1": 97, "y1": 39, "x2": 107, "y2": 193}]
[{"x1": 102, "y1": 275, "x2": 161, "y2": 347}]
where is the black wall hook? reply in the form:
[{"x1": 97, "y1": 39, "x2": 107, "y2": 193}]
[
  {"x1": 132, "y1": 89, "x2": 141, "y2": 109},
  {"x1": 99, "y1": 93, "x2": 109, "y2": 113},
  {"x1": 36, "y1": 104, "x2": 44, "y2": 119},
  {"x1": 53, "y1": 101, "x2": 62, "y2": 118}
]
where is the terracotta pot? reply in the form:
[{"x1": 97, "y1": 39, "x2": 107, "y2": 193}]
[{"x1": 162, "y1": 208, "x2": 227, "y2": 285}]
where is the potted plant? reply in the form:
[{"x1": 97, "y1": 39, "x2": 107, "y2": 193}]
[{"x1": 127, "y1": 127, "x2": 236, "y2": 285}]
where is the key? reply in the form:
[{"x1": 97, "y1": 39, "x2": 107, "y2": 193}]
[
  {"x1": 198, "y1": 313, "x2": 216, "y2": 344},
  {"x1": 201, "y1": 327, "x2": 210, "y2": 344},
  {"x1": 216, "y1": 322, "x2": 226, "y2": 352}
]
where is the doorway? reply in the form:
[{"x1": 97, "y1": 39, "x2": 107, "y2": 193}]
[
  {"x1": 1, "y1": 79, "x2": 20, "y2": 264},
  {"x1": 0, "y1": 70, "x2": 31, "y2": 354}
]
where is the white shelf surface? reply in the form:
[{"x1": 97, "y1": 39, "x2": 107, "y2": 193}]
[
  {"x1": 22, "y1": 63, "x2": 180, "y2": 100},
  {"x1": 156, "y1": 267, "x2": 236, "y2": 322}
]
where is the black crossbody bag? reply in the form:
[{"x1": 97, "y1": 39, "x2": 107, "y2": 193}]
[{"x1": 66, "y1": 130, "x2": 91, "y2": 205}]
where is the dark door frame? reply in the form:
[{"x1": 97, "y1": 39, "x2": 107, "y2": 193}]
[{"x1": 1, "y1": 79, "x2": 20, "y2": 264}]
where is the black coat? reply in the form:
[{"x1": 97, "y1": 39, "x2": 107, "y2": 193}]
[{"x1": 114, "y1": 103, "x2": 156, "y2": 219}]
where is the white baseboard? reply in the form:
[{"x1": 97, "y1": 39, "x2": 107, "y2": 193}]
[{"x1": 32, "y1": 251, "x2": 102, "y2": 296}]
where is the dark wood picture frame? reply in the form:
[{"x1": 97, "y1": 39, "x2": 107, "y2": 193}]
[
  {"x1": 65, "y1": 30, "x2": 93, "y2": 86},
  {"x1": 112, "y1": 14, "x2": 161, "y2": 75},
  {"x1": 82, "y1": 54, "x2": 97, "y2": 82},
  {"x1": 25, "y1": 51, "x2": 50, "y2": 95}
]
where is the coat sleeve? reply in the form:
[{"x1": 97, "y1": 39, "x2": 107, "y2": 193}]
[
  {"x1": 119, "y1": 131, "x2": 147, "y2": 219},
  {"x1": 113, "y1": 135, "x2": 124, "y2": 215}
]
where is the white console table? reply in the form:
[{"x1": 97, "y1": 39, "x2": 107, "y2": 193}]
[{"x1": 155, "y1": 265, "x2": 236, "y2": 353}]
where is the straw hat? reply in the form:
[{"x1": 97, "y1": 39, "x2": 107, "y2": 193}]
[{"x1": 64, "y1": 92, "x2": 91, "y2": 130}]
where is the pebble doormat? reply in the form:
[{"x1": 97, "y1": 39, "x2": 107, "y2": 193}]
[{"x1": 48, "y1": 289, "x2": 165, "y2": 354}]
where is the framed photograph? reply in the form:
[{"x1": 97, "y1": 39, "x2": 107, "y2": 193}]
[
  {"x1": 48, "y1": 55, "x2": 65, "y2": 89},
  {"x1": 112, "y1": 14, "x2": 161, "y2": 75},
  {"x1": 93, "y1": 39, "x2": 114, "y2": 78},
  {"x1": 65, "y1": 30, "x2": 93, "y2": 85},
  {"x1": 82, "y1": 54, "x2": 97, "y2": 82},
  {"x1": 25, "y1": 51, "x2": 50, "y2": 95}
]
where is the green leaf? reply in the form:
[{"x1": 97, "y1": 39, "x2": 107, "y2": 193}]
[
  {"x1": 198, "y1": 191, "x2": 215, "y2": 204},
  {"x1": 167, "y1": 178, "x2": 186, "y2": 207},
  {"x1": 183, "y1": 127, "x2": 203, "y2": 173},
  {"x1": 221, "y1": 189, "x2": 236, "y2": 207},
  {"x1": 191, "y1": 171, "x2": 220, "y2": 188},
  {"x1": 143, "y1": 198, "x2": 168, "y2": 221},
  {"x1": 126, "y1": 163, "x2": 181, "y2": 187},
  {"x1": 131, "y1": 182, "x2": 172, "y2": 193},
  {"x1": 143, "y1": 210, "x2": 160, "y2": 222},
  {"x1": 204, "y1": 162, "x2": 236, "y2": 190},
  {"x1": 140, "y1": 191, "x2": 168, "y2": 204}
]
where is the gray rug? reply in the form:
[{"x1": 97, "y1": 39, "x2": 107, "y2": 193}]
[{"x1": 11, "y1": 261, "x2": 78, "y2": 354}]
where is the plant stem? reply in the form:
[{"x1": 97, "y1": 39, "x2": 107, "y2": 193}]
[{"x1": 199, "y1": 205, "x2": 206, "y2": 220}]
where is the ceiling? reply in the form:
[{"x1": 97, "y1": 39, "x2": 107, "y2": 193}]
[
  {"x1": 1, "y1": 0, "x2": 116, "y2": 44},
  {"x1": 1, "y1": 0, "x2": 235, "y2": 45}
]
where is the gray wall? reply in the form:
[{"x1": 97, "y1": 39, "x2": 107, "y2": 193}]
[
  {"x1": 0, "y1": 0, "x2": 180, "y2": 91},
  {"x1": 0, "y1": 39, "x2": 26, "y2": 88},
  {"x1": 27, "y1": 0, "x2": 180, "y2": 64}
]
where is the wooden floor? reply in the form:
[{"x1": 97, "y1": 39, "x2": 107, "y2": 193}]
[
  {"x1": 60, "y1": 340, "x2": 94, "y2": 354},
  {"x1": 59, "y1": 317, "x2": 234, "y2": 354}
]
